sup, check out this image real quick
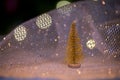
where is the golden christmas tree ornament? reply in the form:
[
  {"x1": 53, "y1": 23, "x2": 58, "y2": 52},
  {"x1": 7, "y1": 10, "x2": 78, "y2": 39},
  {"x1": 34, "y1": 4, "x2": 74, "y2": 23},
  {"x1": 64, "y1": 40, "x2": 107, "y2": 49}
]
[{"x1": 66, "y1": 21, "x2": 84, "y2": 68}]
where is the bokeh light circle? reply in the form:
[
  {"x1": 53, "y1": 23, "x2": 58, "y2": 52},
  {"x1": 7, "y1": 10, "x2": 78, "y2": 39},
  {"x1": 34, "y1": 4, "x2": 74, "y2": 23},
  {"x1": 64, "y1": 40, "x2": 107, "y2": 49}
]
[
  {"x1": 56, "y1": 1, "x2": 72, "y2": 15},
  {"x1": 56, "y1": 0, "x2": 71, "y2": 8},
  {"x1": 58, "y1": 5, "x2": 72, "y2": 15},
  {"x1": 36, "y1": 13, "x2": 52, "y2": 29},
  {"x1": 86, "y1": 39, "x2": 96, "y2": 49},
  {"x1": 14, "y1": 25, "x2": 27, "y2": 41}
]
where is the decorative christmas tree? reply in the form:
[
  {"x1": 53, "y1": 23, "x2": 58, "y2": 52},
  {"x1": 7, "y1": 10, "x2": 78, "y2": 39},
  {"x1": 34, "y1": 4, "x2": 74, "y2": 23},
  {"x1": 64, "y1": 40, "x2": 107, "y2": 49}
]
[{"x1": 66, "y1": 21, "x2": 84, "y2": 68}]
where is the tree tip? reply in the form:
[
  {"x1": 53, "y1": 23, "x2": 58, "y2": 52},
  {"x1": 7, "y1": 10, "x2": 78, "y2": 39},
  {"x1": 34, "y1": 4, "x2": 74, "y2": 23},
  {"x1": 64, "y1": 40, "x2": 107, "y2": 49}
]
[
  {"x1": 73, "y1": 20, "x2": 77, "y2": 24},
  {"x1": 71, "y1": 20, "x2": 77, "y2": 27}
]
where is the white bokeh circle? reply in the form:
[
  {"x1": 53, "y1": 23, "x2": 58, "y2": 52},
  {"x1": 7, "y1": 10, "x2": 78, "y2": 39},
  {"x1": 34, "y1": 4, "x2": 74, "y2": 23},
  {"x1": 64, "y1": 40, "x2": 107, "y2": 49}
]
[
  {"x1": 14, "y1": 25, "x2": 27, "y2": 41},
  {"x1": 36, "y1": 13, "x2": 52, "y2": 29},
  {"x1": 86, "y1": 39, "x2": 96, "y2": 49}
]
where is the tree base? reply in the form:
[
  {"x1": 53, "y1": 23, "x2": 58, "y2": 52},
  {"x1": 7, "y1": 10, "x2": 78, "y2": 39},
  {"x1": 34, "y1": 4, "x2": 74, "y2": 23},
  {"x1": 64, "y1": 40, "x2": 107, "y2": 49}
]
[{"x1": 68, "y1": 64, "x2": 81, "y2": 68}]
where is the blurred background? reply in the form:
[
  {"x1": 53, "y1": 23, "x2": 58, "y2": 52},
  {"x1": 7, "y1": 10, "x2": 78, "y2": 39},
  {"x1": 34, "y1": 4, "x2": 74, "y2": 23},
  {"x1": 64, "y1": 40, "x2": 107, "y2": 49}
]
[{"x1": 0, "y1": 0, "x2": 82, "y2": 35}]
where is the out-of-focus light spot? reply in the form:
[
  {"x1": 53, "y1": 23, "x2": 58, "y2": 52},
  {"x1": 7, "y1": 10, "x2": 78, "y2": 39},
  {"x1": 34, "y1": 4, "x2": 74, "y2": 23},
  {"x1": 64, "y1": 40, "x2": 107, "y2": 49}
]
[
  {"x1": 115, "y1": 10, "x2": 119, "y2": 14},
  {"x1": 116, "y1": 23, "x2": 119, "y2": 26},
  {"x1": 56, "y1": 0, "x2": 71, "y2": 8},
  {"x1": 42, "y1": 73, "x2": 46, "y2": 76},
  {"x1": 76, "y1": 69, "x2": 81, "y2": 75},
  {"x1": 14, "y1": 25, "x2": 27, "y2": 41},
  {"x1": 57, "y1": 36, "x2": 60, "y2": 39},
  {"x1": 102, "y1": 0, "x2": 106, "y2": 5},
  {"x1": 36, "y1": 13, "x2": 52, "y2": 29},
  {"x1": 64, "y1": 24, "x2": 67, "y2": 27},
  {"x1": 104, "y1": 49, "x2": 109, "y2": 53},
  {"x1": 108, "y1": 68, "x2": 112, "y2": 74},
  {"x1": 101, "y1": 42, "x2": 104, "y2": 45},
  {"x1": 114, "y1": 55, "x2": 117, "y2": 58},
  {"x1": 55, "y1": 53, "x2": 59, "y2": 56},
  {"x1": 1, "y1": 48, "x2": 4, "y2": 51},
  {"x1": 54, "y1": 39, "x2": 58, "y2": 42},
  {"x1": 86, "y1": 39, "x2": 96, "y2": 49},
  {"x1": 3, "y1": 37, "x2": 6, "y2": 40},
  {"x1": 8, "y1": 42, "x2": 11, "y2": 47},
  {"x1": 91, "y1": 54, "x2": 94, "y2": 56},
  {"x1": 73, "y1": 4, "x2": 77, "y2": 7},
  {"x1": 104, "y1": 11, "x2": 108, "y2": 15},
  {"x1": 34, "y1": 66, "x2": 38, "y2": 70}
]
